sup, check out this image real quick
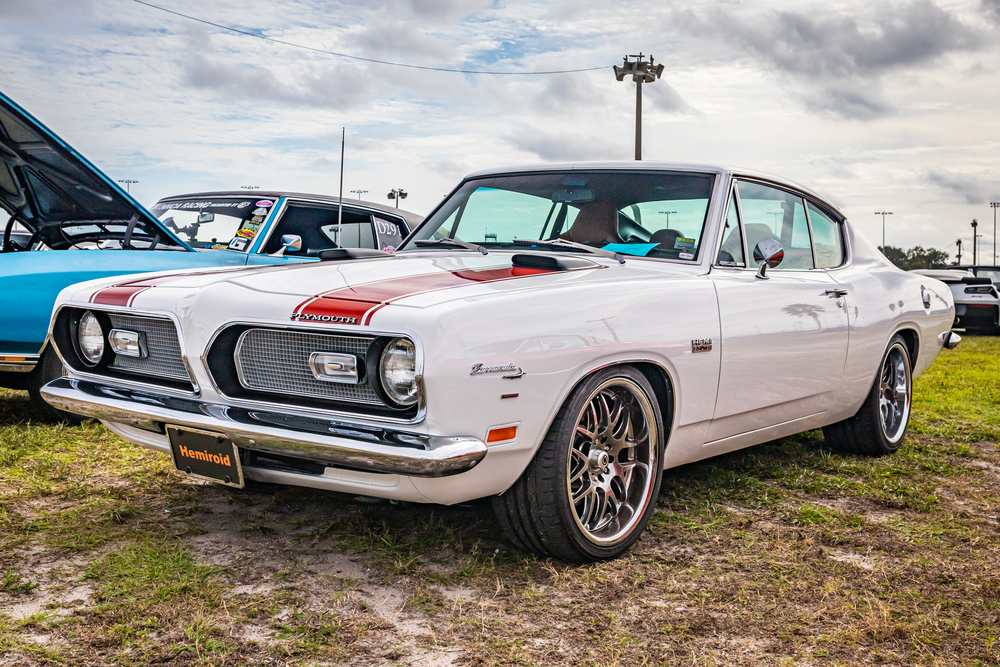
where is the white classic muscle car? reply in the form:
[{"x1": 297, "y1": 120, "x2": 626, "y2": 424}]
[{"x1": 41, "y1": 163, "x2": 959, "y2": 562}]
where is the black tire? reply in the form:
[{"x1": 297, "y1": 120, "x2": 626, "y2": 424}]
[
  {"x1": 493, "y1": 366, "x2": 665, "y2": 562},
  {"x1": 25, "y1": 347, "x2": 82, "y2": 424},
  {"x1": 822, "y1": 334, "x2": 911, "y2": 457}
]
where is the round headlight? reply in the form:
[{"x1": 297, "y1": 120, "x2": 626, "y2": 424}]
[
  {"x1": 379, "y1": 338, "x2": 418, "y2": 407},
  {"x1": 77, "y1": 310, "x2": 105, "y2": 365}
]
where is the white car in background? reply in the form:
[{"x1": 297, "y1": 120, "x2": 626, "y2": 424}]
[
  {"x1": 42, "y1": 162, "x2": 957, "y2": 562},
  {"x1": 911, "y1": 268, "x2": 999, "y2": 333}
]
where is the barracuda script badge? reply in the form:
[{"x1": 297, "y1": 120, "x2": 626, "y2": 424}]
[{"x1": 471, "y1": 362, "x2": 523, "y2": 378}]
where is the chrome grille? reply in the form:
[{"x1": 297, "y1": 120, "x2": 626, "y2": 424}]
[
  {"x1": 235, "y1": 329, "x2": 382, "y2": 405},
  {"x1": 107, "y1": 313, "x2": 190, "y2": 381}
]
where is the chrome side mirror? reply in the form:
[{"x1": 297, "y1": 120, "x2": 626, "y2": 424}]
[
  {"x1": 939, "y1": 330, "x2": 961, "y2": 350},
  {"x1": 753, "y1": 239, "x2": 784, "y2": 280},
  {"x1": 270, "y1": 234, "x2": 302, "y2": 257}
]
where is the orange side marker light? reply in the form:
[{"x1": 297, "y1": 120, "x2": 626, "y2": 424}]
[{"x1": 487, "y1": 426, "x2": 518, "y2": 443}]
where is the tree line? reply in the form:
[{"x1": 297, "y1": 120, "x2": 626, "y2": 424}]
[{"x1": 878, "y1": 245, "x2": 951, "y2": 270}]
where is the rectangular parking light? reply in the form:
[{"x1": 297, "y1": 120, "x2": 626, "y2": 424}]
[
  {"x1": 487, "y1": 425, "x2": 518, "y2": 443},
  {"x1": 308, "y1": 352, "x2": 359, "y2": 384},
  {"x1": 108, "y1": 329, "x2": 147, "y2": 358}
]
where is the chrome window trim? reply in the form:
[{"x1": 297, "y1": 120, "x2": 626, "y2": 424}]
[
  {"x1": 728, "y1": 177, "x2": 854, "y2": 274},
  {"x1": 200, "y1": 319, "x2": 426, "y2": 426},
  {"x1": 253, "y1": 198, "x2": 409, "y2": 257},
  {"x1": 712, "y1": 182, "x2": 747, "y2": 269},
  {"x1": 49, "y1": 302, "x2": 201, "y2": 397}
]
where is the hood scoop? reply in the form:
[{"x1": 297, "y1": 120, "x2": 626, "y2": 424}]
[
  {"x1": 511, "y1": 253, "x2": 601, "y2": 271},
  {"x1": 318, "y1": 247, "x2": 394, "y2": 261}
]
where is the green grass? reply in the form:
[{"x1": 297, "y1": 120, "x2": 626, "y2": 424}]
[{"x1": 0, "y1": 338, "x2": 997, "y2": 665}]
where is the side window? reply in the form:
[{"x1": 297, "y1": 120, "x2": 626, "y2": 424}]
[
  {"x1": 263, "y1": 205, "x2": 374, "y2": 256},
  {"x1": 736, "y1": 181, "x2": 814, "y2": 270},
  {"x1": 717, "y1": 192, "x2": 745, "y2": 267},
  {"x1": 807, "y1": 203, "x2": 844, "y2": 268}
]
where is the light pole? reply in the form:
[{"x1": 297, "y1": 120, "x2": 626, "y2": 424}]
[
  {"x1": 658, "y1": 210, "x2": 677, "y2": 225},
  {"x1": 614, "y1": 54, "x2": 664, "y2": 161},
  {"x1": 991, "y1": 202, "x2": 999, "y2": 265},
  {"x1": 387, "y1": 188, "x2": 407, "y2": 208},
  {"x1": 351, "y1": 189, "x2": 368, "y2": 200},
  {"x1": 955, "y1": 239, "x2": 963, "y2": 265},
  {"x1": 972, "y1": 219, "x2": 980, "y2": 265},
  {"x1": 875, "y1": 211, "x2": 893, "y2": 251},
  {"x1": 118, "y1": 179, "x2": 138, "y2": 193}
]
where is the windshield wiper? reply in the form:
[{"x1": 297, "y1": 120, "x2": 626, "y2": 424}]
[
  {"x1": 412, "y1": 238, "x2": 488, "y2": 255},
  {"x1": 513, "y1": 238, "x2": 625, "y2": 264}
]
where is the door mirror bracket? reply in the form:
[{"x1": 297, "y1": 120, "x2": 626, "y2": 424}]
[{"x1": 753, "y1": 239, "x2": 784, "y2": 280}]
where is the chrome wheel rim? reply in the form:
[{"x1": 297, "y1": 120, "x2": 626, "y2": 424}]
[
  {"x1": 567, "y1": 378, "x2": 658, "y2": 546},
  {"x1": 879, "y1": 343, "x2": 911, "y2": 444}
]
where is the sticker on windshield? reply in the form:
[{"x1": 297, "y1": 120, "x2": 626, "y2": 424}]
[
  {"x1": 252, "y1": 207, "x2": 270, "y2": 216},
  {"x1": 674, "y1": 237, "x2": 696, "y2": 251},
  {"x1": 228, "y1": 237, "x2": 248, "y2": 251},
  {"x1": 601, "y1": 243, "x2": 658, "y2": 257},
  {"x1": 679, "y1": 252, "x2": 694, "y2": 260},
  {"x1": 255, "y1": 200, "x2": 274, "y2": 208}
]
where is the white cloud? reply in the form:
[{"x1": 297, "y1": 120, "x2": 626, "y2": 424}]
[{"x1": 1, "y1": 0, "x2": 999, "y2": 261}]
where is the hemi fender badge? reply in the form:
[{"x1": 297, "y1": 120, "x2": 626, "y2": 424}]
[{"x1": 692, "y1": 338, "x2": 713, "y2": 353}]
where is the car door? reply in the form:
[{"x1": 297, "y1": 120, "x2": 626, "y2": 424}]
[
  {"x1": 246, "y1": 200, "x2": 404, "y2": 266},
  {"x1": 706, "y1": 179, "x2": 850, "y2": 449}
]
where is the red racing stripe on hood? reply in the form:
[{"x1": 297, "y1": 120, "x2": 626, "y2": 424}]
[
  {"x1": 291, "y1": 266, "x2": 558, "y2": 325},
  {"x1": 89, "y1": 268, "x2": 257, "y2": 306}
]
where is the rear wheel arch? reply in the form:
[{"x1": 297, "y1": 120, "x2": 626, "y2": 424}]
[{"x1": 893, "y1": 327, "x2": 919, "y2": 371}]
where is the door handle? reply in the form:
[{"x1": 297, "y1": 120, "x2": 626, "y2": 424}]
[{"x1": 825, "y1": 289, "x2": 848, "y2": 298}]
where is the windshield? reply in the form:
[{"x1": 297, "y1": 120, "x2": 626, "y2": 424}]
[
  {"x1": 151, "y1": 197, "x2": 276, "y2": 251},
  {"x1": 402, "y1": 170, "x2": 715, "y2": 260}
]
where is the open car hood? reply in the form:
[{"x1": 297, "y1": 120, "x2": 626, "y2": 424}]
[{"x1": 0, "y1": 90, "x2": 191, "y2": 250}]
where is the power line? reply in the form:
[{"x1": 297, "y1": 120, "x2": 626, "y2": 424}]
[{"x1": 130, "y1": 0, "x2": 610, "y2": 76}]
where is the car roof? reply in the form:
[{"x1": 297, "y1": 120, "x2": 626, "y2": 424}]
[
  {"x1": 156, "y1": 191, "x2": 424, "y2": 226},
  {"x1": 461, "y1": 161, "x2": 843, "y2": 218}
]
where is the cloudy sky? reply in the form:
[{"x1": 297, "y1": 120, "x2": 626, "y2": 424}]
[{"x1": 2, "y1": 0, "x2": 999, "y2": 262}]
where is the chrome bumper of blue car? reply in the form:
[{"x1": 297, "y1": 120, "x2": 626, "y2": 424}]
[{"x1": 40, "y1": 378, "x2": 486, "y2": 477}]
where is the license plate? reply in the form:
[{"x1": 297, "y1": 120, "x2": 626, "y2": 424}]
[{"x1": 167, "y1": 426, "x2": 244, "y2": 488}]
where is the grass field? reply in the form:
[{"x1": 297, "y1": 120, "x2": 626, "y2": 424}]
[{"x1": 0, "y1": 337, "x2": 998, "y2": 666}]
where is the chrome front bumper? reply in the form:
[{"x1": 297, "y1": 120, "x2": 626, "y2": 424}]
[{"x1": 41, "y1": 378, "x2": 486, "y2": 477}]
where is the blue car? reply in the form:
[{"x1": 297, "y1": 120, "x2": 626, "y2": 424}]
[{"x1": 0, "y1": 90, "x2": 420, "y2": 419}]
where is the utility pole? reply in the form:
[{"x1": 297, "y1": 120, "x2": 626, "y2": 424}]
[
  {"x1": 351, "y1": 189, "x2": 368, "y2": 200},
  {"x1": 118, "y1": 179, "x2": 138, "y2": 193},
  {"x1": 972, "y1": 219, "x2": 981, "y2": 265},
  {"x1": 991, "y1": 202, "x2": 999, "y2": 265},
  {"x1": 387, "y1": 188, "x2": 407, "y2": 208},
  {"x1": 875, "y1": 211, "x2": 893, "y2": 251},
  {"x1": 614, "y1": 54, "x2": 664, "y2": 160}
]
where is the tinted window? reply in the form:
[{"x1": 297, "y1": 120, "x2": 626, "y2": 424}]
[
  {"x1": 737, "y1": 181, "x2": 813, "y2": 270},
  {"x1": 717, "y1": 192, "x2": 745, "y2": 266},
  {"x1": 264, "y1": 205, "x2": 374, "y2": 256},
  {"x1": 807, "y1": 203, "x2": 844, "y2": 268}
]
